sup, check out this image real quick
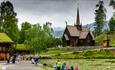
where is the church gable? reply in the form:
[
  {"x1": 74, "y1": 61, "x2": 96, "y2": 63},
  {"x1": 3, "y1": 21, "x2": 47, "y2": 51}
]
[
  {"x1": 79, "y1": 31, "x2": 89, "y2": 39},
  {"x1": 86, "y1": 32, "x2": 93, "y2": 40}
]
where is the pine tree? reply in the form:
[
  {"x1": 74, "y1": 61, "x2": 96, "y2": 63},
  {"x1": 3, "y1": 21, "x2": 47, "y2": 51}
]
[
  {"x1": 109, "y1": 0, "x2": 115, "y2": 9},
  {"x1": 109, "y1": 13, "x2": 115, "y2": 31},
  {"x1": 0, "y1": 1, "x2": 19, "y2": 43},
  {"x1": 94, "y1": 0, "x2": 106, "y2": 36}
]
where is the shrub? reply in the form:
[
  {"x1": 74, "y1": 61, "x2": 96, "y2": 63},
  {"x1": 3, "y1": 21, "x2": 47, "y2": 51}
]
[{"x1": 72, "y1": 51, "x2": 80, "y2": 54}]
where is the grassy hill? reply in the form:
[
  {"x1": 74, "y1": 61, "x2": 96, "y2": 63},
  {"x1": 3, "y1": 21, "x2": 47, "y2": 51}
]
[{"x1": 96, "y1": 32, "x2": 115, "y2": 47}]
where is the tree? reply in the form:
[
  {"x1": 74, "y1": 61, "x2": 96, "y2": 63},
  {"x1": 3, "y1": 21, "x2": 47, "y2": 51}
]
[
  {"x1": 24, "y1": 22, "x2": 54, "y2": 53},
  {"x1": 109, "y1": 13, "x2": 115, "y2": 31},
  {"x1": 109, "y1": 0, "x2": 115, "y2": 9},
  {"x1": 19, "y1": 21, "x2": 32, "y2": 43},
  {"x1": 94, "y1": 0, "x2": 106, "y2": 36},
  {"x1": 0, "y1": 1, "x2": 19, "y2": 43}
]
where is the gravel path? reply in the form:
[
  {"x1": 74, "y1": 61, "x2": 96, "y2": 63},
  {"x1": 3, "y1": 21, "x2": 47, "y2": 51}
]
[{"x1": 0, "y1": 61, "x2": 52, "y2": 70}]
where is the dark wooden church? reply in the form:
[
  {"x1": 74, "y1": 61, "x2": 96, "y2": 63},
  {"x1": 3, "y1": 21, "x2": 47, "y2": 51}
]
[{"x1": 63, "y1": 7, "x2": 95, "y2": 46}]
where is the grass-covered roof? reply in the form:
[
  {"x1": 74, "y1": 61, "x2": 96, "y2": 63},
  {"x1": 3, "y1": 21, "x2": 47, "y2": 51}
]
[
  {"x1": 15, "y1": 44, "x2": 30, "y2": 51},
  {"x1": 0, "y1": 33, "x2": 13, "y2": 42}
]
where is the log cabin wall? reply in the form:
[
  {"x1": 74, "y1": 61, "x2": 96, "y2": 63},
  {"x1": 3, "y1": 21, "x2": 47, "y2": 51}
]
[{"x1": 0, "y1": 44, "x2": 11, "y2": 60}]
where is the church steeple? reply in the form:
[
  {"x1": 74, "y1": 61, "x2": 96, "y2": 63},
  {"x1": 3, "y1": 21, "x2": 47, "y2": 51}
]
[
  {"x1": 76, "y1": 7, "x2": 80, "y2": 25},
  {"x1": 75, "y1": 0, "x2": 82, "y2": 31}
]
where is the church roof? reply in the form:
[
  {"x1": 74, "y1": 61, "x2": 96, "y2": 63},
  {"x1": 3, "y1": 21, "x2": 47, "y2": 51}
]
[
  {"x1": 65, "y1": 25, "x2": 94, "y2": 40},
  {"x1": 79, "y1": 31, "x2": 89, "y2": 39},
  {"x1": 66, "y1": 25, "x2": 80, "y2": 37},
  {"x1": 64, "y1": 34, "x2": 69, "y2": 40}
]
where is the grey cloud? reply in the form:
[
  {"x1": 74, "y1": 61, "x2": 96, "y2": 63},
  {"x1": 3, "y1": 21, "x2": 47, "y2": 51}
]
[{"x1": 0, "y1": 0, "x2": 113, "y2": 28}]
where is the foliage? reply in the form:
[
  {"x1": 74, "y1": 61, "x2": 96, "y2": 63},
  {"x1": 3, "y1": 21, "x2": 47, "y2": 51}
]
[
  {"x1": 24, "y1": 22, "x2": 56, "y2": 53},
  {"x1": 95, "y1": 32, "x2": 106, "y2": 43},
  {"x1": 109, "y1": 0, "x2": 115, "y2": 9},
  {"x1": 15, "y1": 44, "x2": 30, "y2": 51},
  {"x1": 0, "y1": 1, "x2": 19, "y2": 43},
  {"x1": 96, "y1": 32, "x2": 115, "y2": 47},
  {"x1": 47, "y1": 38, "x2": 62, "y2": 48},
  {"x1": 94, "y1": 0, "x2": 106, "y2": 36},
  {"x1": 19, "y1": 21, "x2": 32, "y2": 44},
  {"x1": 109, "y1": 14, "x2": 115, "y2": 31}
]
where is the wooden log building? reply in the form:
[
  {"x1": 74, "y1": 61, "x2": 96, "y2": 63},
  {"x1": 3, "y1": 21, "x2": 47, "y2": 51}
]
[{"x1": 0, "y1": 33, "x2": 13, "y2": 60}]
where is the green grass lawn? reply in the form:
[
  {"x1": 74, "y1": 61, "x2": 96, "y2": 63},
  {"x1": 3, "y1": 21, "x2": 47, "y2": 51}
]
[
  {"x1": 40, "y1": 59, "x2": 115, "y2": 70},
  {"x1": 39, "y1": 50, "x2": 72, "y2": 55}
]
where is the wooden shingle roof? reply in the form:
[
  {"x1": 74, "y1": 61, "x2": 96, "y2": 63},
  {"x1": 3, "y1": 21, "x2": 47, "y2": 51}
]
[
  {"x1": 79, "y1": 31, "x2": 89, "y2": 39},
  {"x1": 67, "y1": 25, "x2": 80, "y2": 37},
  {"x1": 64, "y1": 25, "x2": 94, "y2": 40}
]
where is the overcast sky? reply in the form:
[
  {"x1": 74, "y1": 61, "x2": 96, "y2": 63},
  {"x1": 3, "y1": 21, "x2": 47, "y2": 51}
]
[{"x1": 0, "y1": 0, "x2": 114, "y2": 28}]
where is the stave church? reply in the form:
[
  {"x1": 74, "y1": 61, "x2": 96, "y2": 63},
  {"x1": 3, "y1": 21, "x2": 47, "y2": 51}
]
[{"x1": 62, "y1": 7, "x2": 95, "y2": 46}]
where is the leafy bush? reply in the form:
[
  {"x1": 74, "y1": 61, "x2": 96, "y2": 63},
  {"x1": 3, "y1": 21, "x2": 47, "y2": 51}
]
[{"x1": 72, "y1": 51, "x2": 80, "y2": 54}]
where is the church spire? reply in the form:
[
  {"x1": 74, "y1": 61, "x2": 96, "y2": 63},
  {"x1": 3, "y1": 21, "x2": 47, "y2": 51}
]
[
  {"x1": 76, "y1": 7, "x2": 80, "y2": 25},
  {"x1": 76, "y1": 0, "x2": 80, "y2": 25},
  {"x1": 75, "y1": 0, "x2": 82, "y2": 31}
]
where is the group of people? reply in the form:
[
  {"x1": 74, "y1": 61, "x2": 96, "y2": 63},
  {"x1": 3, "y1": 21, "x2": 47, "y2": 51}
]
[
  {"x1": 53, "y1": 60, "x2": 79, "y2": 70},
  {"x1": 7, "y1": 54, "x2": 25, "y2": 64}
]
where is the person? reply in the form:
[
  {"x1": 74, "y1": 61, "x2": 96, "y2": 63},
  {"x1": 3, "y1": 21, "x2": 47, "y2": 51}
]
[
  {"x1": 56, "y1": 60, "x2": 62, "y2": 70},
  {"x1": 33, "y1": 55, "x2": 39, "y2": 66},
  {"x1": 31, "y1": 57, "x2": 34, "y2": 64},
  {"x1": 7, "y1": 56, "x2": 10, "y2": 64},
  {"x1": 53, "y1": 62, "x2": 57, "y2": 70},
  {"x1": 61, "y1": 62, "x2": 66, "y2": 70},
  {"x1": 70, "y1": 66, "x2": 74, "y2": 70},
  {"x1": 75, "y1": 66, "x2": 79, "y2": 70},
  {"x1": 65, "y1": 64, "x2": 68, "y2": 70},
  {"x1": 16, "y1": 55, "x2": 21, "y2": 64},
  {"x1": 12, "y1": 54, "x2": 16, "y2": 64}
]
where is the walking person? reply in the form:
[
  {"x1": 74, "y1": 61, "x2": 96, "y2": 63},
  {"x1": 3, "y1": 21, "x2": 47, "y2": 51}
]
[
  {"x1": 56, "y1": 60, "x2": 62, "y2": 70},
  {"x1": 12, "y1": 54, "x2": 16, "y2": 64},
  {"x1": 61, "y1": 62, "x2": 66, "y2": 70},
  {"x1": 16, "y1": 55, "x2": 21, "y2": 64},
  {"x1": 33, "y1": 55, "x2": 39, "y2": 66},
  {"x1": 65, "y1": 63, "x2": 68, "y2": 70},
  {"x1": 53, "y1": 62, "x2": 57, "y2": 70},
  {"x1": 75, "y1": 66, "x2": 79, "y2": 70},
  {"x1": 70, "y1": 66, "x2": 74, "y2": 70}
]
